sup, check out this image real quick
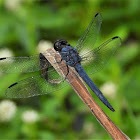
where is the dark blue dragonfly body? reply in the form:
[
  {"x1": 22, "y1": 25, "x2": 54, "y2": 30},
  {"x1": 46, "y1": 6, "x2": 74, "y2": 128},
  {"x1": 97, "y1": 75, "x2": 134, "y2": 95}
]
[
  {"x1": 54, "y1": 40, "x2": 115, "y2": 111},
  {"x1": 0, "y1": 13, "x2": 121, "y2": 112}
]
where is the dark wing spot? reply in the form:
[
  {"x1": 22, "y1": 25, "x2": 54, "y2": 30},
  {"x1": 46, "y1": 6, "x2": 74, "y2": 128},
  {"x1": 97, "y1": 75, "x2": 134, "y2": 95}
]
[
  {"x1": 0, "y1": 57, "x2": 6, "y2": 60},
  {"x1": 95, "y1": 13, "x2": 99, "y2": 17},
  {"x1": 112, "y1": 36, "x2": 119, "y2": 39},
  {"x1": 8, "y1": 82, "x2": 18, "y2": 88}
]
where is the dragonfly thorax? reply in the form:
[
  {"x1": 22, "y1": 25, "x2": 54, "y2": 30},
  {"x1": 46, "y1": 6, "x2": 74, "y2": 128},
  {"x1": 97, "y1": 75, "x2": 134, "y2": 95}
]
[{"x1": 60, "y1": 46, "x2": 82, "y2": 67}]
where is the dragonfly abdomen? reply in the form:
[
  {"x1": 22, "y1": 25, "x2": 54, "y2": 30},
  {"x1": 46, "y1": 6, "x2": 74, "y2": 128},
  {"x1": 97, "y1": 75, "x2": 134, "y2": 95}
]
[{"x1": 75, "y1": 63, "x2": 115, "y2": 112}]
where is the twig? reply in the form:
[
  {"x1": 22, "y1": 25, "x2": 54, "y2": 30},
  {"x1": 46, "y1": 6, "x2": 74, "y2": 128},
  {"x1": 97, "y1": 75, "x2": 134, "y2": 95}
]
[{"x1": 44, "y1": 48, "x2": 130, "y2": 140}]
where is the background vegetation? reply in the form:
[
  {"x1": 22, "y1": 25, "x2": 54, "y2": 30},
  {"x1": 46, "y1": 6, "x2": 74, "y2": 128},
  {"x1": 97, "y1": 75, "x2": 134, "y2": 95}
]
[{"x1": 0, "y1": 0, "x2": 140, "y2": 139}]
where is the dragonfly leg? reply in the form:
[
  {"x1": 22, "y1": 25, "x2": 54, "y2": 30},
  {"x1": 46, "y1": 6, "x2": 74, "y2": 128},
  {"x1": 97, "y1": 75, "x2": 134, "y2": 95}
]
[
  {"x1": 53, "y1": 58, "x2": 63, "y2": 65},
  {"x1": 56, "y1": 58, "x2": 63, "y2": 64},
  {"x1": 66, "y1": 65, "x2": 69, "y2": 77},
  {"x1": 63, "y1": 65, "x2": 69, "y2": 81}
]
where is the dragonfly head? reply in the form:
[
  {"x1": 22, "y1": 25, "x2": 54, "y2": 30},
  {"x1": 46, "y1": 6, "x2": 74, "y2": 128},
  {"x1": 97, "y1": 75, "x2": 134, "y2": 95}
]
[{"x1": 54, "y1": 40, "x2": 70, "y2": 52}]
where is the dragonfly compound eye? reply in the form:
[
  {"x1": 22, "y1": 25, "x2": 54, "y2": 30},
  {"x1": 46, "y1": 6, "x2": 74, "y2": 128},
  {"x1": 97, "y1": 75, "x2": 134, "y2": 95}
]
[
  {"x1": 54, "y1": 40, "x2": 68, "y2": 52},
  {"x1": 54, "y1": 40, "x2": 61, "y2": 51}
]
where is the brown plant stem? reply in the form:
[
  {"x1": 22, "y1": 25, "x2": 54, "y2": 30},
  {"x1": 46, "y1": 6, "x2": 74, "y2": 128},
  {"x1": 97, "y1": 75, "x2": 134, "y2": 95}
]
[{"x1": 44, "y1": 48, "x2": 130, "y2": 140}]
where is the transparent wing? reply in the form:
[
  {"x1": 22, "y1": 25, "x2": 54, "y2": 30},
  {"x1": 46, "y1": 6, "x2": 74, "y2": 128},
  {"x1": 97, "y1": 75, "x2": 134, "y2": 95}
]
[
  {"x1": 81, "y1": 36, "x2": 121, "y2": 75},
  {"x1": 6, "y1": 66, "x2": 68, "y2": 98},
  {"x1": 0, "y1": 52, "x2": 62, "y2": 73},
  {"x1": 75, "y1": 13, "x2": 102, "y2": 53}
]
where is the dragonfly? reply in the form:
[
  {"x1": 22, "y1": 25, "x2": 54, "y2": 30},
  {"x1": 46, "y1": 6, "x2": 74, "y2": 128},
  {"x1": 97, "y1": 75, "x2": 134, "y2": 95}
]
[{"x1": 0, "y1": 13, "x2": 121, "y2": 112}]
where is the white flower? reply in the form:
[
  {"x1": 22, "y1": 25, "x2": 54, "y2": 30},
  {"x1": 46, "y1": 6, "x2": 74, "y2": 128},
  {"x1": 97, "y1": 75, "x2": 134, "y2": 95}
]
[
  {"x1": 0, "y1": 48, "x2": 13, "y2": 58},
  {"x1": 4, "y1": 0, "x2": 23, "y2": 11},
  {"x1": 37, "y1": 40, "x2": 53, "y2": 53},
  {"x1": 135, "y1": 135, "x2": 140, "y2": 140},
  {"x1": 100, "y1": 82, "x2": 117, "y2": 99},
  {"x1": 83, "y1": 122, "x2": 95, "y2": 135},
  {"x1": 0, "y1": 100, "x2": 16, "y2": 122},
  {"x1": 22, "y1": 110, "x2": 38, "y2": 124}
]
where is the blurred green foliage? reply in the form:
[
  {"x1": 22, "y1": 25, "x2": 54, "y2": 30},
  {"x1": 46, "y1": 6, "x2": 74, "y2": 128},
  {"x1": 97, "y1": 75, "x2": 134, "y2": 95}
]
[{"x1": 0, "y1": 0, "x2": 140, "y2": 139}]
